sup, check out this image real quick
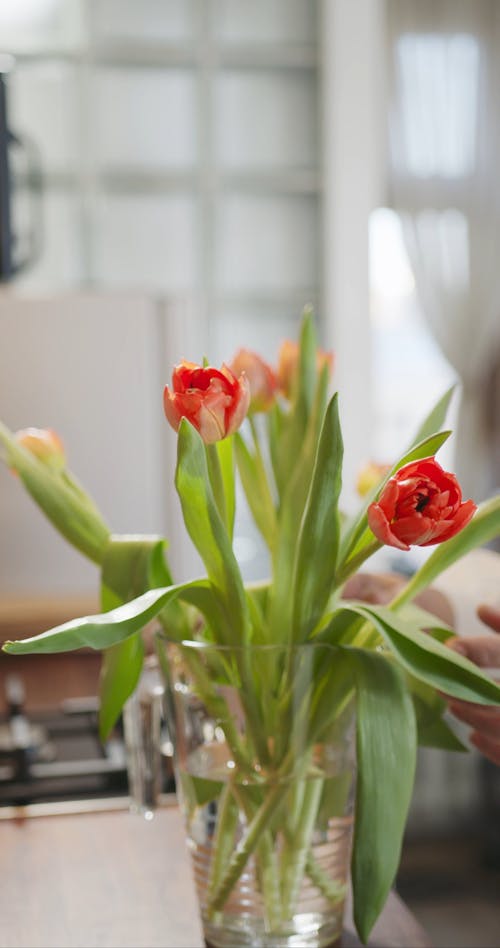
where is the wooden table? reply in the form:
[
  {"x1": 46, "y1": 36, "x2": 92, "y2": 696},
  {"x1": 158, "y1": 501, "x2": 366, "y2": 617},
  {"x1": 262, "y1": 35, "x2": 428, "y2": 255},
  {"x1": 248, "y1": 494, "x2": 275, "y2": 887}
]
[{"x1": 0, "y1": 801, "x2": 431, "y2": 948}]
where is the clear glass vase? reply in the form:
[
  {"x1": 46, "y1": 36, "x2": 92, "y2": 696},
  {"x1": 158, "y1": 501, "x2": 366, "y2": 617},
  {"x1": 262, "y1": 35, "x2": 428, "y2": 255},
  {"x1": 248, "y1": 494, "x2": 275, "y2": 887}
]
[
  {"x1": 156, "y1": 636, "x2": 356, "y2": 948},
  {"x1": 122, "y1": 654, "x2": 166, "y2": 818}
]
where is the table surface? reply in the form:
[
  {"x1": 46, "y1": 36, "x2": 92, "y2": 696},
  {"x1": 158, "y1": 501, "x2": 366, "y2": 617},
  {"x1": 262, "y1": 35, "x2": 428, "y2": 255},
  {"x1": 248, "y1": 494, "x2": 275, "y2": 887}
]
[{"x1": 0, "y1": 801, "x2": 431, "y2": 948}]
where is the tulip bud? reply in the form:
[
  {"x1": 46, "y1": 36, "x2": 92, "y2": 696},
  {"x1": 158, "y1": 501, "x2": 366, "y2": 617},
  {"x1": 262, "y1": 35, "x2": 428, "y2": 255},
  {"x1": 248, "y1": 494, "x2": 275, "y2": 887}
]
[
  {"x1": 164, "y1": 360, "x2": 250, "y2": 443},
  {"x1": 277, "y1": 340, "x2": 334, "y2": 399},
  {"x1": 229, "y1": 349, "x2": 277, "y2": 414},
  {"x1": 15, "y1": 427, "x2": 66, "y2": 472}
]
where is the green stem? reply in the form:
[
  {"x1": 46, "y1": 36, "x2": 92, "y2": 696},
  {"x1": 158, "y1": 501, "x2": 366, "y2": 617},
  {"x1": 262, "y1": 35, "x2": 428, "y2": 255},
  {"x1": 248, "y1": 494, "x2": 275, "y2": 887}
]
[
  {"x1": 249, "y1": 416, "x2": 272, "y2": 491},
  {"x1": 207, "y1": 783, "x2": 240, "y2": 903},
  {"x1": 231, "y1": 784, "x2": 282, "y2": 930},
  {"x1": 206, "y1": 443, "x2": 227, "y2": 530},
  {"x1": 207, "y1": 780, "x2": 286, "y2": 914},
  {"x1": 305, "y1": 851, "x2": 347, "y2": 904},
  {"x1": 336, "y1": 539, "x2": 382, "y2": 586},
  {"x1": 0, "y1": 421, "x2": 110, "y2": 565},
  {"x1": 280, "y1": 775, "x2": 323, "y2": 917},
  {"x1": 237, "y1": 651, "x2": 272, "y2": 768},
  {"x1": 388, "y1": 583, "x2": 417, "y2": 612},
  {"x1": 182, "y1": 651, "x2": 251, "y2": 774},
  {"x1": 249, "y1": 416, "x2": 278, "y2": 552},
  {"x1": 349, "y1": 618, "x2": 382, "y2": 650}
]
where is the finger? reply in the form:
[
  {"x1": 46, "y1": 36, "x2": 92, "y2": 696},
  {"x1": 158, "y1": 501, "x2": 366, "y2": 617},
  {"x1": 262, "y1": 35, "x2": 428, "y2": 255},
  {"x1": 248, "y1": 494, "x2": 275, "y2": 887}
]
[
  {"x1": 414, "y1": 588, "x2": 454, "y2": 626},
  {"x1": 446, "y1": 634, "x2": 500, "y2": 669},
  {"x1": 341, "y1": 572, "x2": 404, "y2": 605},
  {"x1": 477, "y1": 604, "x2": 500, "y2": 635},
  {"x1": 447, "y1": 699, "x2": 500, "y2": 739},
  {"x1": 470, "y1": 731, "x2": 500, "y2": 767}
]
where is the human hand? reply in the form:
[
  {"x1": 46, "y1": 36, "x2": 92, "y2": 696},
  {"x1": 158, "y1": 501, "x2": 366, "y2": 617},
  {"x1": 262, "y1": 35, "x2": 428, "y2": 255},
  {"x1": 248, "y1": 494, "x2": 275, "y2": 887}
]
[
  {"x1": 342, "y1": 572, "x2": 406, "y2": 605},
  {"x1": 342, "y1": 572, "x2": 454, "y2": 625},
  {"x1": 446, "y1": 605, "x2": 500, "y2": 765}
]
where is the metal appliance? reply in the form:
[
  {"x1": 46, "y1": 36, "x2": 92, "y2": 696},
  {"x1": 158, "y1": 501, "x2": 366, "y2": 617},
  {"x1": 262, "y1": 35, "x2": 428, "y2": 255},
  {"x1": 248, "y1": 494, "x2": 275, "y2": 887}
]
[
  {"x1": 0, "y1": 673, "x2": 174, "y2": 807},
  {"x1": 0, "y1": 56, "x2": 42, "y2": 281}
]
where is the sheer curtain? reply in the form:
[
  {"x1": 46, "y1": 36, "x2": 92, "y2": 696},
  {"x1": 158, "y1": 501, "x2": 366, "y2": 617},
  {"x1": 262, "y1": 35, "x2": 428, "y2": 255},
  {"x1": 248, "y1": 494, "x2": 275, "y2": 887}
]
[{"x1": 386, "y1": 0, "x2": 500, "y2": 501}]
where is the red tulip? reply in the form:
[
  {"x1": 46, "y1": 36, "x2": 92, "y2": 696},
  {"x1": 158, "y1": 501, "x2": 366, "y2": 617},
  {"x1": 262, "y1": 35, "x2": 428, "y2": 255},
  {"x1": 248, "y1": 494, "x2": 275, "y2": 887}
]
[
  {"x1": 15, "y1": 427, "x2": 66, "y2": 472},
  {"x1": 229, "y1": 349, "x2": 277, "y2": 413},
  {"x1": 277, "y1": 340, "x2": 334, "y2": 399},
  {"x1": 367, "y1": 457, "x2": 477, "y2": 551},
  {"x1": 163, "y1": 360, "x2": 250, "y2": 444}
]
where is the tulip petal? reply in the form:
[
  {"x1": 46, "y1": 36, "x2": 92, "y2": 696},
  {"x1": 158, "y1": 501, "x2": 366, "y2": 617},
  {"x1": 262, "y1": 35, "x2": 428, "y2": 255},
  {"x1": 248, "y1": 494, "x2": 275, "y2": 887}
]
[
  {"x1": 392, "y1": 515, "x2": 436, "y2": 546},
  {"x1": 229, "y1": 350, "x2": 277, "y2": 413},
  {"x1": 163, "y1": 388, "x2": 183, "y2": 431},
  {"x1": 420, "y1": 499, "x2": 477, "y2": 545},
  {"x1": 367, "y1": 502, "x2": 411, "y2": 551},
  {"x1": 377, "y1": 478, "x2": 399, "y2": 520},
  {"x1": 196, "y1": 403, "x2": 227, "y2": 443},
  {"x1": 226, "y1": 376, "x2": 251, "y2": 434}
]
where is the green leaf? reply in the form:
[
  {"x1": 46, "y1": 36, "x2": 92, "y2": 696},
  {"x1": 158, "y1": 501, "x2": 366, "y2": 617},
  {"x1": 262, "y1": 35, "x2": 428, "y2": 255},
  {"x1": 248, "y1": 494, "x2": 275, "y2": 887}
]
[
  {"x1": 101, "y1": 535, "x2": 169, "y2": 606},
  {"x1": 397, "y1": 602, "x2": 453, "y2": 644},
  {"x1": 179, "y1": 771, "x2": 224, "y2": 812},
  {"x1": 408, "y1": 386, "x2": 455, "y2": 449},
  {"x1": 97, "y1": 535, "x2": 176, "y2": 740},
  {"x1": 408, "y1": 673, "x2": 467, "y2": 751},
  {"x1": 176, "y1": 420, "x2": 249, "y2": 643},
  {"x1": 98, "y1": 634, "x2": 144, "y2": 741},
  {"x1": 314, "y1": 608, "x2": 366, "y2": 648},
  {"x1": 338, "y1": 430, "x2": 452, "y2": 575},
  {"x1": 418, "y1": 716, "x2": 466, "y2": 751},
  {"x1": 296, "y1": 306, "x2": 319, "y2": 417},
  {"x1": 271, "y1": 311, "x2": 319, "y2": 499},
  {"x1": 414, "y1": 701, "x2": 467, "y2": 751},
  {"x1": 146, "y1": 537, "x2": 192, "y2": 640},
  {"x1": 345, "y1": 603, "x2": 500, "y2": 706},
  {"x1": 349, "y1": 648, "x2": 417, "y2": 944},
  {"x1": 292, "y1": 394, "x2": 343, "y2": 639},
  {"x1": 268, "y1": 373, "x2": 333, "y2": 640},
  {"x1": 0, "y1": 419, "x2": 110, "y2": 564},
  {"x1": 316, "y1": 769, "x2": 353, "y2": 829},
  {"x1": 234, "y1": 432, "x2": 277, "y2": 550},
  {"x1": 306, "y1": 648, "x2": 355, "y2": 743},
  {"x1": 2, "y1": 579, "x2": 213, "y2": 655},
  {"x1": 391, "y1": 495, "x2": 500, "y2": 609},
  {"x1": 267, "y1": 401, "x2": 285, "y2": 497}
]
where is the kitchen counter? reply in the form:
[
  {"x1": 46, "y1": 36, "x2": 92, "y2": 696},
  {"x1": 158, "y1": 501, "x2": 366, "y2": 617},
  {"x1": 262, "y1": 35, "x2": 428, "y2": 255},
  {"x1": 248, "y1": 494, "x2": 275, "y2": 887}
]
[
  {"x1": 0, "y1": 594, "x2": 101, "y2": 714},
  {"x1": 0, "y1": 802, "x2": 431, "y2": 948},
  {"x1": 0, "y1": 594, "x2": 99, "y2": 645}
]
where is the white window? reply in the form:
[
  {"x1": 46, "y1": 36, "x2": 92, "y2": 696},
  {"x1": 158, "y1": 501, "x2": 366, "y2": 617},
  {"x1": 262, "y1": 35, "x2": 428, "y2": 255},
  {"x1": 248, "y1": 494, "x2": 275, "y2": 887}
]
[{"x1": 5, "y1": 0, "x2": 323, "y2": 365}]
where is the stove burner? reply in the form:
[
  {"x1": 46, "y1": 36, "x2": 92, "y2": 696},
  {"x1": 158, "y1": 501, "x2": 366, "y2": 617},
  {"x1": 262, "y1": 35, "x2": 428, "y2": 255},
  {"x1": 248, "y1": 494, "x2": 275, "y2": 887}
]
[{"x1": 0, "y1": 674, "x2": 129, "y2": 805}]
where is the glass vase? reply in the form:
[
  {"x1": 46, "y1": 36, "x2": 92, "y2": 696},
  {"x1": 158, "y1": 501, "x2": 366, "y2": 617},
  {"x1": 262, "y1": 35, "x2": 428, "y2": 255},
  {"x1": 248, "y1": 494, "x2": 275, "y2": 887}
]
[
  {"x1": 155, "y1": 636, "x2": 356, "y2": 948},
  {"x1": 122, "y1": 654, "x2": 166, "y2": 818}
]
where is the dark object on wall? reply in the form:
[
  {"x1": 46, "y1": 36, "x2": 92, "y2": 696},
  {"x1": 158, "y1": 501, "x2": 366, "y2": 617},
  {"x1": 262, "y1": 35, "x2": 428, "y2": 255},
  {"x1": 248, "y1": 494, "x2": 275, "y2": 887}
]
[{"x1": 0, "y1": 60, "x2": 42, "y2": 281}]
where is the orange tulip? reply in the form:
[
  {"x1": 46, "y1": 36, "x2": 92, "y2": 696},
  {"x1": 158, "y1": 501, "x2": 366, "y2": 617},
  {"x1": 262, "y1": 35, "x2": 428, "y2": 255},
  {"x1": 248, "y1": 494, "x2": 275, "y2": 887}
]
[
  {"x1": 163, "y1": 360, "x2": 250, "y2": 444},
  {"x1": 229, "y1": 349, "x2": 277, "y2": 414},
  {"x1": 277, "y1": 340, "x2": 334, "y2": 399},
  {"x1": 15, "y1": 427, "x2": 66, "y2": 472}
]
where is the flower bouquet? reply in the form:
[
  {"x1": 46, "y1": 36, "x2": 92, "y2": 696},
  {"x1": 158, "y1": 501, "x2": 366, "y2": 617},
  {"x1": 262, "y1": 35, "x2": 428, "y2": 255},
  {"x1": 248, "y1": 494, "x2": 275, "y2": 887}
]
[{"x1": 2, "y1": 311, "x2": 500, "y2": 947}]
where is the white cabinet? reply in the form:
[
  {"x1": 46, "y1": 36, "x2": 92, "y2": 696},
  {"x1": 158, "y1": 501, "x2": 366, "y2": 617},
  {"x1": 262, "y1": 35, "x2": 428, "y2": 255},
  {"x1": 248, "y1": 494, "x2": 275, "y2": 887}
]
[{"x1": 0, "y1": 292, "x2": 198, "y2": 595}]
